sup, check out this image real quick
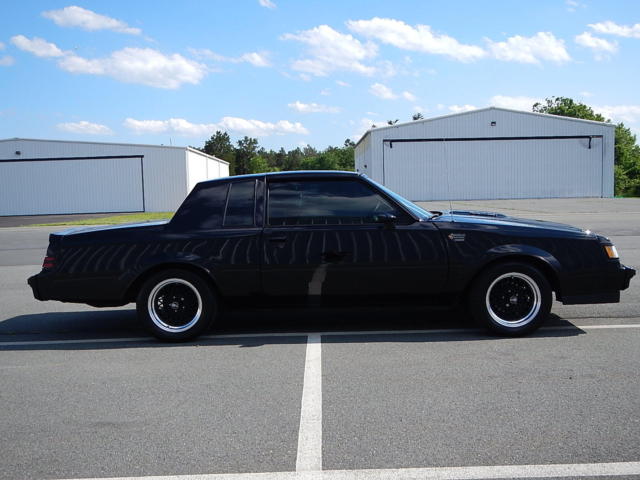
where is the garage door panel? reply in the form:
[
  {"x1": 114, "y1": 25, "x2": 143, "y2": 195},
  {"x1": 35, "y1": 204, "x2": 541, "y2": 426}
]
[
  {"x1": 384, "y1": 138, "x2": 602, "y2": 201},
  {"x1": 0, "y1": 157, "x2": 144, "y2": 215}
]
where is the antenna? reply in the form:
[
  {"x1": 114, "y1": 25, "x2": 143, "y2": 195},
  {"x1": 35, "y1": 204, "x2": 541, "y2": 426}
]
[{"x1": 443, "y1": 139, "x2": 454, "y2": 219}]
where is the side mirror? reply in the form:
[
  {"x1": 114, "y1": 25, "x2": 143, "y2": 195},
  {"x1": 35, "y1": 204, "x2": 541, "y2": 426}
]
[{"x1": 373, "y1": 213, "x2": 397, "y2": 227}]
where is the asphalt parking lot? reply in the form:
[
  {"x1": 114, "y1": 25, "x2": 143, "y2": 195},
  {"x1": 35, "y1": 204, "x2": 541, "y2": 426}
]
[{"x1": 1, "y1": 198, "x2": 639, "y2": 480}]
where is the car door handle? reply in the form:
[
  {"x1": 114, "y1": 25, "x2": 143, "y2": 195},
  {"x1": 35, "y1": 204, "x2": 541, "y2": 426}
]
[{"x1": 268, "y1": 236, "x2": 287, "y2": 243}]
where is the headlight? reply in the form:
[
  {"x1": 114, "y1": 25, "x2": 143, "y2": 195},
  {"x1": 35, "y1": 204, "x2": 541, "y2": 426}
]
[{"x1": 604, "y1": 245, "x2": 619, "y2": 259}]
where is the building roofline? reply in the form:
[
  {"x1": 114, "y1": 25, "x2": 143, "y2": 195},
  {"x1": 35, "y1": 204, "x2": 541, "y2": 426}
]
[
  {"x1": 354, "y1": 106, "x2": 615, "y2": 147},
  {"x1": 185, "y1": 146, "x2": 229, "y2": 165},
  {"x1": 0, "y1": 137, "x2": 229, "y2": 164}
]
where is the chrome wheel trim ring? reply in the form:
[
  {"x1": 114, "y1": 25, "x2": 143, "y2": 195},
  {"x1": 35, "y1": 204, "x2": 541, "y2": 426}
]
[
  {"x1": 485, "y1": 272, "x2": 541, "y2": 328},
  {"x1": 147, "y1": 278, "x2": 203, "y2": 333}
]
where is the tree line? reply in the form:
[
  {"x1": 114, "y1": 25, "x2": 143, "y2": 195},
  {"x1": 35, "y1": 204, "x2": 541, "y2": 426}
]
[
  {"x1": 199, "y1": 131, "x2": 355, "y2": 175},
  {"x1": 198, "y1": 96, "x2": 640, "y2": 196}
]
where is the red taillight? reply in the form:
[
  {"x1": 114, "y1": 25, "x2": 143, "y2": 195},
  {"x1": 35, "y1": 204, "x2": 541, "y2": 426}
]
[{"x1": 42, "y1": 256, "x2": 55, "y2": 269}]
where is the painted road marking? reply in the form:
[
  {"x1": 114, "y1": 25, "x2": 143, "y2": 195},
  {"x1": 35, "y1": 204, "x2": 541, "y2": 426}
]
[
  {"x1": 1, "y1": 323, "x2": 639, "y2": 347},
  {"x1": 55, "y1": 461, "x2": 640, "y2": 479},
  {"x1": 296, "y1": 334, "x2": 323, "y2": 472}
]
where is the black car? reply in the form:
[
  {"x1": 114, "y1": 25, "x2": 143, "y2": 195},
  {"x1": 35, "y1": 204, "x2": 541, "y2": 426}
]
[{"x1": 28, "y1": 171, "x2": 635, "y2": 341}]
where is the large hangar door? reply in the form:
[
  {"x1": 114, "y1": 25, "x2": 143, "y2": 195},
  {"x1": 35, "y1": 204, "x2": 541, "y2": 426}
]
[
  {"x1": 383, "y1": 136, "x2": 603, "y2": 200},
  {"x1": 0, "y1": 156, "x2": 145, "y2": 215}
]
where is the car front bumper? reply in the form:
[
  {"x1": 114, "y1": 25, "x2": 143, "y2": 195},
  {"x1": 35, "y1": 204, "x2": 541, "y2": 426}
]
[{"x1": 561, "y1": 264, "x2": 635, "y2": 305}]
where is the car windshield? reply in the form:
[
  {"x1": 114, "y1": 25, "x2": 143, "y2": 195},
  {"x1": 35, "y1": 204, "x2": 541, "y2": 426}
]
[{"x1": 362, "y1": 176, "x2": 434, "y2": 220}]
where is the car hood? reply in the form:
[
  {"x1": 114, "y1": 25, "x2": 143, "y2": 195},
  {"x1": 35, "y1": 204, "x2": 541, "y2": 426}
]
[{"x1": 433, "y1": 210, "x2": 590, "y2": 235}]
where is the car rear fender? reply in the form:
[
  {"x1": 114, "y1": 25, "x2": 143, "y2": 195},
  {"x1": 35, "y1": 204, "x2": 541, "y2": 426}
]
[{"x1": 122, "y1": 257, "x2": 221, "y2": 304}]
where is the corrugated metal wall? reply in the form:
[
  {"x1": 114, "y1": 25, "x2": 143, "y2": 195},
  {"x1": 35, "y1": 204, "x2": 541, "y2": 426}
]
[
  {"x1": 384, "y1": 137, "x2": 603, "y2": 200},
  {"x1": 356, "y1": 108, "x2": 615, "y2": 200},
  {"x1": 0, "y1": 139, "x2": 229, "y2": 215},
  {"x1": 0, "y1": 157, "x2": 143, "y2": 215}
]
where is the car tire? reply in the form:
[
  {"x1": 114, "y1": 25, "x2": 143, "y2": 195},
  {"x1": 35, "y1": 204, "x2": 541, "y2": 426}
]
[
  {"x1": 136, "y1": 269, "x2": 216, "y2": 341},
  {"x1": 469, "y1": 262, "x2": 551, "y2": 336}
]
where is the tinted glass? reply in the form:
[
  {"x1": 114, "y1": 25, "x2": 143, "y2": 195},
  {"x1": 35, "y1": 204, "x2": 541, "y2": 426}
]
[
  {"x1": 268, "y1": 179, "x2": 399, "y2": 226},
  {"x1": 170, "y1": 182, "x2": 228, "y2": 230},
  {"x1": 224, "y1": 180, "x2": 256, "y2": 227}
]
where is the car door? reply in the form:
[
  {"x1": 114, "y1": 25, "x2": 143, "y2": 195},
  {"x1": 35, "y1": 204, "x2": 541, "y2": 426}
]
[{"x1": 260, "y1": 177, "x2": 447, "y2": 298}]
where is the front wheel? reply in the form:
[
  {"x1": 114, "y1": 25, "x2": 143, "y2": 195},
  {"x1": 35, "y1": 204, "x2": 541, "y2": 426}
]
[
  {"x1": 469, "y1": 262, "x2": 552, "y2": 336},
  {"x1": 136, "y1": 269, "x2": 216, "y2": 341}
]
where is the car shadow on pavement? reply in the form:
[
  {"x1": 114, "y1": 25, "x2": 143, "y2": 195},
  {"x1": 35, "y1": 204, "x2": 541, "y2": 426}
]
[{"x1": 0, "y1": 306, "x2": 583, "y2": 351}]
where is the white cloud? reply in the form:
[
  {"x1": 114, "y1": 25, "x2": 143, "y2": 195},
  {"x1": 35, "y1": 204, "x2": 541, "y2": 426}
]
[
  {"x1": 336, "y1": 80, "x2": 350, "y2": 87},
  {"x1": 351, "y1": 117, "x2": 377, "y2": 141},
  {"x1": 0, "y1": 56, "x2": 15, "y2": 66},
  {"x1": 588, "y1": 21, "x2": 640, "y2": 38},
  {"x1": 486, "y1": 32, "x2": 571, "y2": 64},
  {"x1": 320, "y1": 88, "x2": 330, "y2": 96},
  {"x1": 575, "y1": 32, "x2": 618, "y2": 59},
  {"x1": 13, "y1": 35, "x2": 205, "y2": 89},
  {"x1": 282, "y1": 25, "x2": 377, "y2": 76},
  {"x1": 347, "y1": 17, "x2": 486, "y2": 62},
  {"x1": 595, "y1": 105, "x2": 640, "y2": 123},
  {"x1": 239, "y1": 52, "x2": 271, "y2": 67},
  {"x1": 449, "y1": 104, "x2": 477, "y2": 113},
  {"x1": 565, "y1": 0, "x2": 585, "y2": 12},
  {"x1": 412, "y1": 105, "x2": 426, "y2": 113},
  {"x1": 490, "y1": 95, "x2": 541, "y2": 111},
  {"x1": 0, "y1": 43, "x2": 14, "y2": 66},
  {"x1": 57, "y1": 120, "x2": 113, "y2": 135},
  {"x1": 58, "y1": 48, "x2": 207, "y2": 89},
  {"x1": 369, "y1": 83, "x2": 397, "y2": 100},
  {"x1": 11, "y1": 35, "x2": 65, "y2": 57},
  {"x1": 125, "y1": 116, "x2": 308, "y2": 137},
  {"x1": 258, "y1": 0, "x2": 276, "y2": 8},
  {"x1": 288, "y1": 101, "x2": 340, "y2": 113},
  {"x1": 402, "y1": 91, "x2": 416, "y2": 102},
  {"x1": 580, "y1": 91, "x2": 594, "y2": 98},
  {"x1": 42, "y1": 6, "x2": 141, "y2": 35},
  {"x1": 218, "y1": 117, "x2": 309, "y2": 136},
  {"x1": 189, "y1": 48, "x2": 271, "y2": 67}
]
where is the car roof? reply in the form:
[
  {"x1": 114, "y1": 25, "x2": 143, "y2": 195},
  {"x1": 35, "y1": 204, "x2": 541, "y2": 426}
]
[{"x1": 199, "y1": 170, "x2": 361, "y2": 186}]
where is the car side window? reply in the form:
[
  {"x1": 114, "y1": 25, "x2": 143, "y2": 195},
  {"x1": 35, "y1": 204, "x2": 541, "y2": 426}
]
[
  {"x1": 170, "y1": 182, "x2": 229, "y2": 230},
  {"x1": 223, "y1": 180, "x2": 256, "y2": 227},
  {"x1": 267, "y1": 179, "x2": 402, "y2": 226}
]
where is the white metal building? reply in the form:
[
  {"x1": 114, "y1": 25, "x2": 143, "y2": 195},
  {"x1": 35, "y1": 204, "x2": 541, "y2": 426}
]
[
  {"x1": 355, "y1": 107, "x2": 615, "y2": 201},
  {"x1": 0, "y1": 138, "x2": 229, "y2": 216}
]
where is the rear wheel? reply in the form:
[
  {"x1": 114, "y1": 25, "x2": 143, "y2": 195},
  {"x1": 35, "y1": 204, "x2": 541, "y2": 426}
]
[
  {"x1": 136, "y1": 269, "x2": 216, "y2": 341},
  {"x1": 469, "y1": 262, "x2": 551, "y2": 336}
]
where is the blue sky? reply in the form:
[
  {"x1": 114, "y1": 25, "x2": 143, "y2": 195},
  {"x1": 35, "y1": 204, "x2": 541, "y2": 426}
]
[{"x1": 1, "y1": 0, "x2": 639, "y2": 150}]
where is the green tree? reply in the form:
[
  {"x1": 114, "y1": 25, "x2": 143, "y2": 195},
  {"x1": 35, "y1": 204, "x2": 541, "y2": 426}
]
[
  {"x1": 533, "y1": 96, "x2": 640, "y2": 196},
  {"x1": 203, "y1": 131, "x2": 236, "y2": 174},
  {"x1": 234, "y1": 136, "x2": 258, "y2": 175},
  {"x1": 248, "y1": 155, "x2": 279, "y2": 174},
  {"x1": 412, "y1": 112, "x2": 424, "y2": 121}
]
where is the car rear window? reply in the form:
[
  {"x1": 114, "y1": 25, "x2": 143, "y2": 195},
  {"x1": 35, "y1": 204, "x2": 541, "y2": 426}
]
[{"x1": 170, "y1": 182, "x2": 229, "y2": 230}]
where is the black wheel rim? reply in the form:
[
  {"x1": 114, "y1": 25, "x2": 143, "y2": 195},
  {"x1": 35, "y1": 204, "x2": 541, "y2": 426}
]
[
  {"x1": 148, "y1": 278, "x2": 202, "y2": 332},
  {"x1": 485, "y1": 272, "x2": 541, "y2": 327}
]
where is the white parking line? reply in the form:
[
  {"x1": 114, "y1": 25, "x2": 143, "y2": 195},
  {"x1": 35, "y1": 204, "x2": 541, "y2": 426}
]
[
  {"x1": 296, "y1": 334, "x2": 323, "y2": 472},
  {"x1": 1, "y1": 323, "x2": 639, "y2": 347},
  {"x1": 56, "y1": 460, "x2": 640, "y2": 479}
]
